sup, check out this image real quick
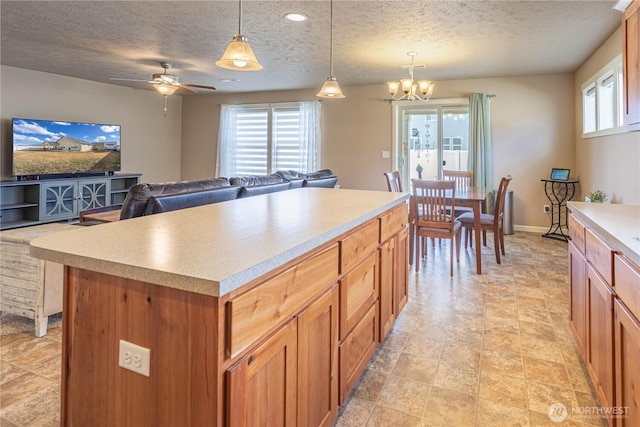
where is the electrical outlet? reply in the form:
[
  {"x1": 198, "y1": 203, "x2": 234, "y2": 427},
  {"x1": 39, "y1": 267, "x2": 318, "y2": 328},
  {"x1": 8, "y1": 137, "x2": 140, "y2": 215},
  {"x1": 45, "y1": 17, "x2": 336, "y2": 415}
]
[
  {"x1": 119, "y1": 340, "x2": 150, "y2": 377},
  {"x1": 544, "y1": 205, "x2": 550, "y2": 213}
]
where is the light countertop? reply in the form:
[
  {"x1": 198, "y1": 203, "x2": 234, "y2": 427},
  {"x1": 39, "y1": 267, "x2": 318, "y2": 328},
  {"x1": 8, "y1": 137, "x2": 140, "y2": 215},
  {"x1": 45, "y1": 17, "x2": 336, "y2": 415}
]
[
  {"x1": 567, "y1": 201, "x2": 640, "y2": 266},
  {"x1": 30, "y1": 188, "x2": 408, "y2": 297}
]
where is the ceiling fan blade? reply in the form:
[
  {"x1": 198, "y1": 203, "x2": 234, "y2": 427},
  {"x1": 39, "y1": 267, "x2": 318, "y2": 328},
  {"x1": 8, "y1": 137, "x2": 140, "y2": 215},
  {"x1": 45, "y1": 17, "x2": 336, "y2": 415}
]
[
  {"x1": 183, "y1": 83, "x2": 216, "y2": 91},
  {"x1": 177, "y1": 85, "x2": 197, "y2": 94},
  {"x1": 110, "y1": 78, "x2": 149, "y2": 82}
]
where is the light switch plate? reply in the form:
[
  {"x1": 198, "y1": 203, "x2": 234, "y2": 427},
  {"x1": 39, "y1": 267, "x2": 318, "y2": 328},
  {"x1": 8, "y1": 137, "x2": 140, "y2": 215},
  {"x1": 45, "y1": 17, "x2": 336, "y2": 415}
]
[{"x1": 382, "y1": 151, "x2": 390, "y2": 159}]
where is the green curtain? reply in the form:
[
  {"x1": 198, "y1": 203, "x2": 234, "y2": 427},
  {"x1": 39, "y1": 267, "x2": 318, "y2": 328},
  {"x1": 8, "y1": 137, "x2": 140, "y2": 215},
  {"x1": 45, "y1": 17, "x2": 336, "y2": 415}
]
[{"x1": 468, "y1": 93, "x2": 494, "y2": 212}]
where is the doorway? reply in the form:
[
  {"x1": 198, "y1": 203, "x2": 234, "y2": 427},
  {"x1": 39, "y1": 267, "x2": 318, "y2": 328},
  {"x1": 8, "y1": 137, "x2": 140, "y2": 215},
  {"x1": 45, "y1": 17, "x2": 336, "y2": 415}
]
[{"x1": 392, "y1": 99, "x2": 470, "y2": 190}]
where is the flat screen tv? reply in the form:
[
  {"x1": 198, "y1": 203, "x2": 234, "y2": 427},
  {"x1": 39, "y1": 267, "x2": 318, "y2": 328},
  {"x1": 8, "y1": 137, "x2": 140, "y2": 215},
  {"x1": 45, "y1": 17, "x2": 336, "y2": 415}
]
[{"x1": 12, "y1": 118, "x2": 121, "y2": 177}]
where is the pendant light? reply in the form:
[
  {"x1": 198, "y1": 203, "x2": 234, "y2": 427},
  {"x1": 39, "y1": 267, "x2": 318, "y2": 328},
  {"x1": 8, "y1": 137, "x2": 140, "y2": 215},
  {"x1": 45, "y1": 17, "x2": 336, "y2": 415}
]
[
  {"x1": 316, "y1": 0, "x2": 345, "y2": 98},
  {"x1": 216, "y1": 0, "x2": 263, "y2": 71}
]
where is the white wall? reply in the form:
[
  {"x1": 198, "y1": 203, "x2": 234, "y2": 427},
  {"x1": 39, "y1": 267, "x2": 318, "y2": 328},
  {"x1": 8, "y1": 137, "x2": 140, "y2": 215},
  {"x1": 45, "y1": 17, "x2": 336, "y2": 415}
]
[
  {"x1": 0, "y1": 66, "x2": 182, "y2": 183},
  {"x1": 574, "y1": 28, "x2": 640, "y2": 205}
]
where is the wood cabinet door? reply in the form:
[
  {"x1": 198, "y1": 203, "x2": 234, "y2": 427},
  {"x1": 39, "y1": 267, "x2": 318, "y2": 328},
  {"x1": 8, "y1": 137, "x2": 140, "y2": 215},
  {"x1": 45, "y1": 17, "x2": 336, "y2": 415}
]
[
  {"x1": 78, "y1": 179, "x2": 110, "y2": 211},
  {"x1": 39, "y1": 181, "x2": 78, "y2": 221},
  {"x1": 378, "y1": 237, "x2": 395, "y2": 341},
  {"x1": 395, "y1": 228, "x2": 409, "y2": 317},
  {"x1": 587, "y1": 264, "x2": 615, "y2": 415},
  {"x1": 226, "y1": 320, "x2": 297, "y2": 427},
  {"x1": 569, "y1": 241, "x2": 588, "y2": 357},
  {"x1": 623, "y1": 0, "x2": 640, "y2": 130},
  {"x1": 298, "y1": 286, "x2": 338, "y2": 427},
  {"x1": 614, "y1": 299, "x2": 640, "y2": 427}
]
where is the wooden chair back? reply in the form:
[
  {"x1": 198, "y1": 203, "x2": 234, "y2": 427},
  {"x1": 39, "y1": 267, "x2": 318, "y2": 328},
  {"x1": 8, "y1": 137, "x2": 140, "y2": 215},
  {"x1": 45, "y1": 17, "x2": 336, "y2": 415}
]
[
  {"x1": 493, "y1": 175, "x2": 513, "y2": 226},
  {"x1": 383, "y1": 171, "x2": 403, "y2": 192},
  {"x1": 411, "y1": 179, "x2": 462, "y2": 276},
  {"x1": 443, "y1": 170, "x2": 473, "y2": 189},
  {"x1": 411, "y1": 179, "x2": 457, "y2": 231}
]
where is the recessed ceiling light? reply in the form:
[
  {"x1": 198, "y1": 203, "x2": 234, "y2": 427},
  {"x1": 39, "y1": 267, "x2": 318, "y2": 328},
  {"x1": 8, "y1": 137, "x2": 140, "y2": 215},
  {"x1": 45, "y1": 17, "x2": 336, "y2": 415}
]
[{"x1": 284, "y1": 13, "x2": 307, "y2": 22}]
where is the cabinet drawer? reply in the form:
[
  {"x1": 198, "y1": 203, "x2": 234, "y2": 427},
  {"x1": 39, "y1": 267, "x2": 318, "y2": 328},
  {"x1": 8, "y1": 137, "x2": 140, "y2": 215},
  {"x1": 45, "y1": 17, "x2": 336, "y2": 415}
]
[
  {"x1": 340, "y1": 219, "x2": 379, "y2": 274},
  {"x1": 585, "y1": 228, "x2": 616, "y2": 285},
  {"x1": 614, "y1": 254, "x2": 640, "y2": 321},
  {"x1": 339, "y1": 301, "x2": 378, "y2": 404},
  {"x1": 568, "y1": 214, "x2": 586, "y2": 254},
  {"x1": 227, "y1": 244, "x2": 339, "y2": 358},
  {"x1": 339, "y1": 253, "x2": 377, "y2": 341},
  {"x1": 380, "y1": 203, "x2": 407, "y2": 243}
]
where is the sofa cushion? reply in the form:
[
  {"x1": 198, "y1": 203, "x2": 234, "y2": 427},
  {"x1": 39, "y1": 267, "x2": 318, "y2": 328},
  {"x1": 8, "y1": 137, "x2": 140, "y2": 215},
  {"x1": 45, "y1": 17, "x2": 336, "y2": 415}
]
[
  {"x1": 144, "y1": 186, "x2": 242, "y2": 215},
  {"x1": 275, "y1": 170, "x2": 304, "y2": 180},
  {"x1": 300, "y1": 169, "x2": 338, "y2": 188},
  {"x1": 302, "y1": 177, "x2": 338, "y2": 188},
  {"x1": 229, "y1": 173, "x2": 284, "y2": 187},
  {"x1": 238, "y1": 182, "x2": 291, "y2": 198},
  {"x1": 120, "y1": 178, "x2": 231, "y2": 219},
  {"x1": 302, "y1": 169, "x2": 335, "y2": 180}
]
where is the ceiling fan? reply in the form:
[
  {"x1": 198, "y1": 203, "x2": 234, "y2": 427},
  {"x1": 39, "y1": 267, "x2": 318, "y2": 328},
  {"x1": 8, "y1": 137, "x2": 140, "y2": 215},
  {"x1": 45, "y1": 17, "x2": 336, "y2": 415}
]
[{"x1": 111, "y1": 62, "x2": 216, "y2": 96}]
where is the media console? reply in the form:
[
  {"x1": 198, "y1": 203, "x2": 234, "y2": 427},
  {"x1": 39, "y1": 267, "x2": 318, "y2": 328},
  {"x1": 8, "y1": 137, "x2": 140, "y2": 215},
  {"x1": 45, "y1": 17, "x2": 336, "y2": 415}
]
[{"x1": 0, "y1": 173, "x2": 140, "y2": 230}]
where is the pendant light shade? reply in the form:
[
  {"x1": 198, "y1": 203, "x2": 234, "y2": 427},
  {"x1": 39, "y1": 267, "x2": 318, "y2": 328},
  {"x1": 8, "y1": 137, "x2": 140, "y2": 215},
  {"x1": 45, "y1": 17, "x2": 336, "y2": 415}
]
[
  {"x1": 216, "y1": 0, "x2": 263, "y2": 71},
  {"x1": 317, "y1": 0, "x2": 344, "y2": 99},
  {"x1": 317, "y1": 76, "x2": 345, "y2": 98},
  {"x1": 216, "y1": 35, "x2": 263, "y2": 71}
]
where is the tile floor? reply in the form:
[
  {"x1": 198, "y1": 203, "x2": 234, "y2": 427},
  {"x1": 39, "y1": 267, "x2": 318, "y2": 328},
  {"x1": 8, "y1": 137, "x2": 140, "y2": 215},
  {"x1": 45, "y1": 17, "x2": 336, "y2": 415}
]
[{"x1": 0, "y1": 232, "x2": 606, "y2": 426}]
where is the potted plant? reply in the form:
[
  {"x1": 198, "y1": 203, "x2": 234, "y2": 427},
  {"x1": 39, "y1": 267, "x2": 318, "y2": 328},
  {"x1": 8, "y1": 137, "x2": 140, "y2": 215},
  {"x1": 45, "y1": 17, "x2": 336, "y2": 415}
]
[{"x1": 585, "y1": 189, "x2": 608, "y2": 203}]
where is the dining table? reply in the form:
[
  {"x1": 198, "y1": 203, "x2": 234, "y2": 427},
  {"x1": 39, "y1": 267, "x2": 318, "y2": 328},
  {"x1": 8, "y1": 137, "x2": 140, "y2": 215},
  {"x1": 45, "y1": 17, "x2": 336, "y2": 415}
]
[{"x1": 409, "y1": 185, "x2": 490, "y2": 274}]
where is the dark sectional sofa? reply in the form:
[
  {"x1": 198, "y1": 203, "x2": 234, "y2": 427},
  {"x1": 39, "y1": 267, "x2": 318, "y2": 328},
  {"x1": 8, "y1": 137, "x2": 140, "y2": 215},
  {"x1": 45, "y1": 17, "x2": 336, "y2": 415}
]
[{"x1": 116, "y1": 169, "x2": 338, "y2": 220}]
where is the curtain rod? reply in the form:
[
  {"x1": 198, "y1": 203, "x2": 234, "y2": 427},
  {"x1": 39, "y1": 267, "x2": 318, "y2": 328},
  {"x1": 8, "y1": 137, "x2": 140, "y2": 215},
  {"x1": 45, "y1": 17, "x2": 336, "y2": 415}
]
[{"x1": 223, "y1": 99, "x2": 322, "y2": 107}]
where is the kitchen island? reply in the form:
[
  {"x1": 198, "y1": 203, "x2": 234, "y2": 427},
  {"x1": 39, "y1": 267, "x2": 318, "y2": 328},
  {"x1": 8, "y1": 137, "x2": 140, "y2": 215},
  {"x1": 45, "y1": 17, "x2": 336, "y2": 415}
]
[{"x1": 30, "y1": 187, "x2": 409, "y2": 427}]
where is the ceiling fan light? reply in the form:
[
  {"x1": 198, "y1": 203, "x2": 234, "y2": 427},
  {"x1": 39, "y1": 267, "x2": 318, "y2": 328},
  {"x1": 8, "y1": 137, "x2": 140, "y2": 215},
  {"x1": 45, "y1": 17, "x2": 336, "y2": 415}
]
[
  {"x1": 216, "y1": 35, "x2": 263, "y2": 71},
  {"x1": 316, "y1": 76, "x2": 345, "y2": 98},
  {"x1": 387, "y1": 81, "x2": 400, "y2": 96},
  {"x1": 154, "y1": 83, "x2": 179, "y2": 96}
]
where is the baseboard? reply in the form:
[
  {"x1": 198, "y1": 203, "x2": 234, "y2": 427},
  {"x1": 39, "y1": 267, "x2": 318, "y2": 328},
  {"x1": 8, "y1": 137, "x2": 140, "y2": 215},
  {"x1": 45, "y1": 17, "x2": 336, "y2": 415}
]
[{"x1": 512, "y1": 225, "x2": 549, "y2": 234}]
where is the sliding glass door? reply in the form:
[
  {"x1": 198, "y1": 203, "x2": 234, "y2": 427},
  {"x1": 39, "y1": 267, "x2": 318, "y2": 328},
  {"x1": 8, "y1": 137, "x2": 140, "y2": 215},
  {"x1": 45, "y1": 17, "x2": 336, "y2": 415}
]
[{"x1": 392, "y1": 100, "x2": 469, "y2": 190}]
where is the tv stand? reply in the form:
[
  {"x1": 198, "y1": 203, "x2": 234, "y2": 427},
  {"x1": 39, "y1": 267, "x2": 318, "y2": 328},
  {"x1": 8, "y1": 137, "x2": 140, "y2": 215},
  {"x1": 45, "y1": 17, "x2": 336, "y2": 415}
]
[{"x1": 0, "y1": 174, "x2": 141, "y2": 230}]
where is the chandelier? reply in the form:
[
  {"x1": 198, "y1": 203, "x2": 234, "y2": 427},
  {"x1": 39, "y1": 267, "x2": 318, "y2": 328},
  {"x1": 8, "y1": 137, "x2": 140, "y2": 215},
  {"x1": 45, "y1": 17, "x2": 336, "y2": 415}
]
[{"x1": 387, "y1": 52, "x2": 434, "y2": 102}]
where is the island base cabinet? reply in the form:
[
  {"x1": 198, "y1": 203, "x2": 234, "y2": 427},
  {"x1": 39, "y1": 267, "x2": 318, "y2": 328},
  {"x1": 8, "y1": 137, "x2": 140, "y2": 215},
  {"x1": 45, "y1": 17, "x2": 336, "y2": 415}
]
[
  {"x1": 226, "y1": 320, "x2": 298, "y2": 427},
  {"x1": 339, "y1": 302, "x2": 378, "y2": 404},
  {"x1": 614, "y1": 299, "x2": 640, "y2": 427},
  {"x1": 586, "y1": 265, "x2": 615, "y2": 421},
  {"x1": 226, "y1": 285, "x2": 338, "y2": 427},
  {"x1": 395, "y1": 228, "x2": 409, "y2": 317},
  {"x1": 378, "y1": 227, "x2": 408, "y2": 342},
  {"x1": 61, "y1": 268, "x2": 218, "y2": 427}
]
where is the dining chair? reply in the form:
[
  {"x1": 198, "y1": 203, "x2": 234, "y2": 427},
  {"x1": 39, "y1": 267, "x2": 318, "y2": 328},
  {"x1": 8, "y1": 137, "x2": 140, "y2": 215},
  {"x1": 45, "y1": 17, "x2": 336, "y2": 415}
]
[
  {"x1": 443, "y1": 170, "x2": 473, "y2": 188},
  {"x1": 383, "y1": 171, "x2": 403, "y2": 192},
  {"x1": 411, "y1": 179, "x2": 462, "y2": 276},
  {"x1": 443, "y1": 169, "x2": 474, "y2": 218},
  {"x1": 458, "y1": 175, "x2": 512, "y2": 264}
]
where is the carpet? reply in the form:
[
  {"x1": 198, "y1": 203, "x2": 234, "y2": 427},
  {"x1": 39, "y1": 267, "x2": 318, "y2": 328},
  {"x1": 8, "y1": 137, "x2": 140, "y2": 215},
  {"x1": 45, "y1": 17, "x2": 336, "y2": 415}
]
[{"x1": 0, "y1": 312, "x2": 62, "y2": 336}]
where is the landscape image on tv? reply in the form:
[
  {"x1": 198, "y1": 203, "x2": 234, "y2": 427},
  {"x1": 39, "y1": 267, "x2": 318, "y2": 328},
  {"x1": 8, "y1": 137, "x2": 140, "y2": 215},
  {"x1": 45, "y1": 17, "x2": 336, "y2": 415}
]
[{"x1": 12, "y1": 118, "x2": 121, "y2": 176}]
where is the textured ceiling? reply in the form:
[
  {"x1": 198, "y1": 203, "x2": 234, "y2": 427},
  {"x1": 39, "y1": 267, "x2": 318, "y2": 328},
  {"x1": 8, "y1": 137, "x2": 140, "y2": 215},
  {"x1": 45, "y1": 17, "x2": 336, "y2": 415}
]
[{"x1": 0, "y1": 1, "x2": 622, "y2": 94}]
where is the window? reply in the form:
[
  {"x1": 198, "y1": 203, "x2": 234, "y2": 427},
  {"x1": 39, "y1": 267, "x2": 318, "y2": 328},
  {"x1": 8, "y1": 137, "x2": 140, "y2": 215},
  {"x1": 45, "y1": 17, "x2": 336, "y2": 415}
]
[
  {"x1": 217, "y1": 101, "x2": 321, "y2": 176},
  {"x1": 582, "y1": 55, "x2": 624, "y2": 137}
]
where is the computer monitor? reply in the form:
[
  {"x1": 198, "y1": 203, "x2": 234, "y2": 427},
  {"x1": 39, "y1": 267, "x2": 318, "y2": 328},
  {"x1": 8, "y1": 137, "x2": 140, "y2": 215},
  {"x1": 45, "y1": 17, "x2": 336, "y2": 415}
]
[{"x1": 550, "y1": 168, "x2": 570, "y2": 181}]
